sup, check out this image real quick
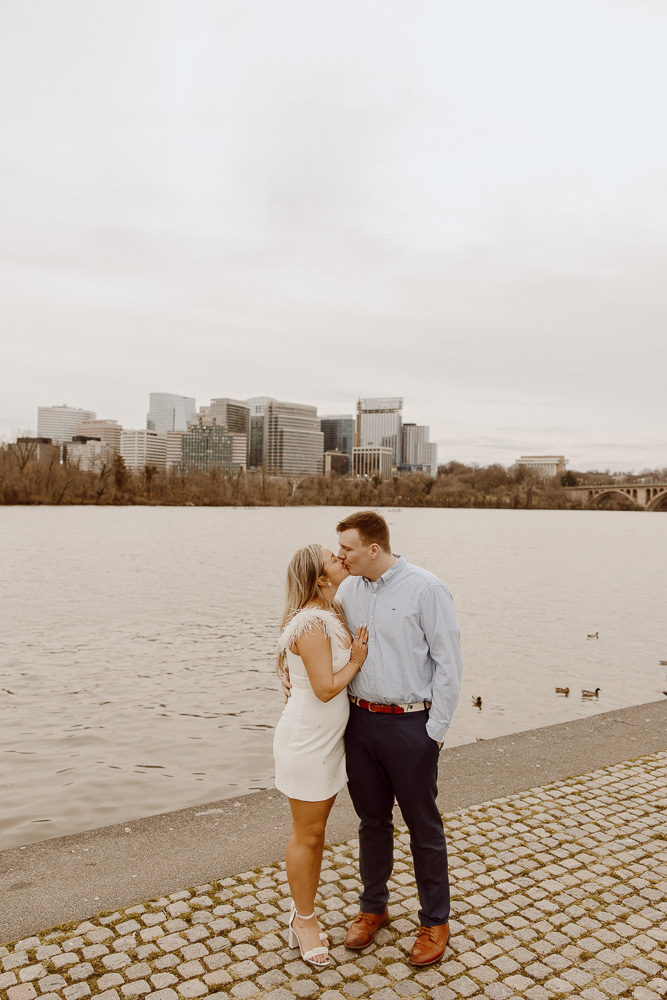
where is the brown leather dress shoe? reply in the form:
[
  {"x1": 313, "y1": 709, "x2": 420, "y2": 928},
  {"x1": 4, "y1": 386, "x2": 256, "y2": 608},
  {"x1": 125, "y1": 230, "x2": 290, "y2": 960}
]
[
  {"x1": 409, "y1": 922, "x2": 449, "y2": 965},
  {"x1": 344, "y1": 909, "x2": 390, "y2": 949}
]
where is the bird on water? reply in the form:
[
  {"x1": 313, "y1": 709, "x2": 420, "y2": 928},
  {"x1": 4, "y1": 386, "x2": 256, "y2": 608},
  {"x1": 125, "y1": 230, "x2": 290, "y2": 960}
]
[
  {"x1": 582, "y1": 688, "x2": 601, "y2": 698},
  {"x1": 587, "y1": 632, "x2": 599, "y2": 639},
  {"x1": 555, "y1": 687, "x2": 570, "y2": 696},
  {"x1": 472, "y1": 696, "x2": 482, "y2": 708}
]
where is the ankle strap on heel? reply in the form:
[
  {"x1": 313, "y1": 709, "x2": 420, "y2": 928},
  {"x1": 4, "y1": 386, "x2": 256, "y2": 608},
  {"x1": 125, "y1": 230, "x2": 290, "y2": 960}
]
[{"x1": 295, "y1": 910, "x2": 315, "y2": 920}]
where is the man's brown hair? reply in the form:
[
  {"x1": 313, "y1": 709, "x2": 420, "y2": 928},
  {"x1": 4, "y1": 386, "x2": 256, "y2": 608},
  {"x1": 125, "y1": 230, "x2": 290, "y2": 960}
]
[{"x1": 336, "y1": 510, "x2": 392, "y2": 553}]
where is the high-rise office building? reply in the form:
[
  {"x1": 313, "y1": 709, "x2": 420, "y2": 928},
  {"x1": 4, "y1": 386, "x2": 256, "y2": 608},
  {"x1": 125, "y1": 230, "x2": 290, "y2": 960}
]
[
  {"x1": 181, "y1": 423, "x2": 245, "y2": 473},
  {"x1": 401, "y1": 423, "x2": 439, "y2": 477},
  {"x1": 356, "y1": 397, "x2": 403, "y2": 468},
  {"x1": 245, "y1": 396, "x2": 277, "y2": 469},
  {"x1": 265, "y1": 401, "x2": 324, "y2": 475},
  {"x1": 120, "y1": 430, "x2": 168, "y2": 470},
  {"x1": 147, "y1": 393, "x2": 196, "y2": 433},
  {"x1": 37, "y1": 405, "x2": 97, "y2": 443},
  {"x1": 206, "y1": 398, "x2": 250, "y2": 437},
  {"x1": 200, "y1": 398, "x2": 251, "y2": 462},
  {"x1": 74, "y1": 419, "x2": 122, "y2": 451},
  {"x1": 320, "y1": 415, "x2": 355, "y2": 463}
]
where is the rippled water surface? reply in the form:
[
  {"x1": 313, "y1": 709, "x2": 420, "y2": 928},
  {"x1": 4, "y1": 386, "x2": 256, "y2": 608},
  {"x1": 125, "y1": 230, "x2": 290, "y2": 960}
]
[{"x1": 1, "y1": 506, "x2": 665, "y2": 850}]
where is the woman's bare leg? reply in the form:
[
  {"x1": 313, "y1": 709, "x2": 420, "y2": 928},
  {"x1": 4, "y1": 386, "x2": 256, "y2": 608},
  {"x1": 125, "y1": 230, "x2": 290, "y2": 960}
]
[{"x1": 286, "y1": 795, "x2": 336, "y2": 959}]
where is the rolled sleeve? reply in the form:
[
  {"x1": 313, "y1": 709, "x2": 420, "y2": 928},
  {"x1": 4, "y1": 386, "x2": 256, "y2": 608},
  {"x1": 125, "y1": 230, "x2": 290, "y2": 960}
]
[{"x1": 420, "y1": 584, "x2": 463, "y2": 743}]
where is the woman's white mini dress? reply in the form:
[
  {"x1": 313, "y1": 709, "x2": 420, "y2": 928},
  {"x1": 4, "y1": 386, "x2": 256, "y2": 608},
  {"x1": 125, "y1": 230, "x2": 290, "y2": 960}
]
[{"x1": 273, "y1": 607, "x2": 352, "y2": 801}]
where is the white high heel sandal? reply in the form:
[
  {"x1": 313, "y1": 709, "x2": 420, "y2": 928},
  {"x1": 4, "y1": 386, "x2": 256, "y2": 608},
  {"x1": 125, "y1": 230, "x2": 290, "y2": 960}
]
[{"x1": 288, "y1": 901, "x2": 330, "y2": 967}]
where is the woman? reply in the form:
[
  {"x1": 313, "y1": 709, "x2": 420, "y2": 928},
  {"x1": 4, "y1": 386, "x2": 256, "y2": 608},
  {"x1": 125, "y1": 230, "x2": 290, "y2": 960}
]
[{"x1": 273, "y1": 543, "x2": 368, "y2": 968}]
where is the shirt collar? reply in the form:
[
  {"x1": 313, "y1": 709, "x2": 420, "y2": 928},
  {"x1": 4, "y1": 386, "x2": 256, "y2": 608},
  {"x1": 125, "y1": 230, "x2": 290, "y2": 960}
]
[{"x1": 364, "y1": 554, "x2": 405, "y2": 587}]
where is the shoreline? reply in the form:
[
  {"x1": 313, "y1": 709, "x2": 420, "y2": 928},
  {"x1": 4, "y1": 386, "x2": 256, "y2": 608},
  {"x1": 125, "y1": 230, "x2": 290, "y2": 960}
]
[{"x1": 2, "y1": 698, "x2": 666, "y2": 946}]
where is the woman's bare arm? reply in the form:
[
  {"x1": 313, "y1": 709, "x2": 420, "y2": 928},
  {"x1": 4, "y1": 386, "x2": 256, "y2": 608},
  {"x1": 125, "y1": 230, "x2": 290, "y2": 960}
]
[{"x1": 295, "y1": 624, "x2": 368, "y2": 702}]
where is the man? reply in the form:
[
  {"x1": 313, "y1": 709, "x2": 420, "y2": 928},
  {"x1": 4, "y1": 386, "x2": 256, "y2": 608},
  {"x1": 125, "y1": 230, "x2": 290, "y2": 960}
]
[{"x1": 335, "y1": 510, "x2": 462, "y2": 966}]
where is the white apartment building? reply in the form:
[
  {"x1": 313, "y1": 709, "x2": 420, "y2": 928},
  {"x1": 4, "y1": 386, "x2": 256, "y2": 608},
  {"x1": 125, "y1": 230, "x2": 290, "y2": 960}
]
[
  {"x1": 147, "y1": 393, "x2": 196, "y2": 433},
  {"x1": 356, "y1": 397, "x2": 403, "y2": 468},
  {"x1": 37, "y1": 405, "x2": 97, "y2": 443},
  {"x1": 74, "y1": 419, "x2": 122, "y2": 451},
  {"x1": 121, "y1": 430, "x2": 168, "y2": 470},
  {"x1": 517, "y1": 455, "x2": 567, "y2": 479}
]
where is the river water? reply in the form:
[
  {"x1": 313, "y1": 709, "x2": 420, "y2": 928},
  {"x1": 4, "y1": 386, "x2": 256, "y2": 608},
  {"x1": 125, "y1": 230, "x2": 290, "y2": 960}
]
[{"x1": 1, "y1": 506, "x2": 665, "y2": 851}]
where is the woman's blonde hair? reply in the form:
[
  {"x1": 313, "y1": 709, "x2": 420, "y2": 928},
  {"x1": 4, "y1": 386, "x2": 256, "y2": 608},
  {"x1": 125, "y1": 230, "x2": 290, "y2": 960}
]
[{"x1": 276, "y1": 543, "x2": 324, "y2": 673}]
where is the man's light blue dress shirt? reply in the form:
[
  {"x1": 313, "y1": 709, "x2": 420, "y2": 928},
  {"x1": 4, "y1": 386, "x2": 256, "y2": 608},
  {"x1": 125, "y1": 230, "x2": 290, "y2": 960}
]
[{"x1": 338, "y1": 555, "x2": 463, "y2": 744}]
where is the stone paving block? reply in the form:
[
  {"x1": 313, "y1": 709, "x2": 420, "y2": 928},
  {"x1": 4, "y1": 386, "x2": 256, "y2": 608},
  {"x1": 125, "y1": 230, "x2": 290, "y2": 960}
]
[
  {"x1": 50, "y1": 953, "x2": 79, "y2": 969},
  {"x1": 8, "y1": 985, "x2": 38, "y2": 1000},
  {"x1": 63, "y1": 986, "x2": 91, "y2": 1000},
  {"x1": 176, "y1": 959, "x2": 205, "y2": 979},
  {"x1": 229, "y1": 984, "x2": 260, "y2": 998},
  {"x1": 102, "y1": 953, "x2": 132, "y2": 971},
  {"x1": 121, "y1": 982, "x2": 151, "y2": 997},
  {"x1": 68, "y1": 962, "x2": 94, "y2": 982},
  {"x1": 481, "y1": 984, "x2": 514, "y2": 1000},
  {"x1": 447, "y1": 975, "x2": 480, "y2": 997},
  {"x1": 17, "y1": 963, "x2": 47, "y2": 983},
  {"x1": 4, "y1": 954, "x2": 29, "y2": 972},
  {"x1": 153, "y1": 954, "x2": 179, "y2": 970},
  {"x1": 175, "y1": 981, "x2": 207, "y2": 998},
  {"x1": 290, "y1": 982, "x2": 319, "y2": 997},
  {"x1": 37, "y1": 973, "x2": 68, "y2": 991},
  {"x1": 97, "y1": 974, "x2": 125, "y2": 990},
  {"x1": 524, "y1": 988, "x2": 551, "y2": 1000},
  {"x1": 632, "y1": 957, "x2": 662, "y2": 976}
]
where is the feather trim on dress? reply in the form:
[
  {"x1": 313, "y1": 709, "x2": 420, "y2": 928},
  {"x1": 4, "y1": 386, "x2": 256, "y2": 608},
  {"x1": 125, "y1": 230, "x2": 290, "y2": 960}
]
[{"x1": 277, "y1": 607, "x2": 349, "y2": 655}]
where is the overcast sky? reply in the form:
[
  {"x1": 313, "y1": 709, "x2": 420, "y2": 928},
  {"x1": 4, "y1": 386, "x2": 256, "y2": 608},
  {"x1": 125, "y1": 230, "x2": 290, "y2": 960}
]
[{"x1": 1, "y1": 0, "x2": 665, "y2": 471}]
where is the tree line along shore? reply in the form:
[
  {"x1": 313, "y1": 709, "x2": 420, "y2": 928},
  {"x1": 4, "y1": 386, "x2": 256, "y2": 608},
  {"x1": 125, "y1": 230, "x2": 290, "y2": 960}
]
[{"x1": 2, "y1": 443, "x2": 663, "y2": 509}]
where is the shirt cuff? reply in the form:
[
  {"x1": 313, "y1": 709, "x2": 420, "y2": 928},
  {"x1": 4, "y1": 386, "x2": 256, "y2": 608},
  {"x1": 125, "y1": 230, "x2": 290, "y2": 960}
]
[{"x1": 426, "y1": 719, "x2": 449, "y2": 743}]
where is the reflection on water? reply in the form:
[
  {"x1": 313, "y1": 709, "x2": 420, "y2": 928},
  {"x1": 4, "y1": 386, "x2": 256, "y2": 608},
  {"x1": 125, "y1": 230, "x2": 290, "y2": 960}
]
[{"x1": 1, "y1": 505, "x2": 665, "y2": 850}]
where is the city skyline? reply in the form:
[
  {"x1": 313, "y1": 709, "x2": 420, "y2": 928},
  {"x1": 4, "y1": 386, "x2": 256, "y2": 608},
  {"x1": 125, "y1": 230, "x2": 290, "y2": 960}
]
[
  {"x1": 2, "y1": 1, "x2": 666, "y2": 473},
  {"x1": 16, "y1": 386, "x2": 666, "y2": 474}
]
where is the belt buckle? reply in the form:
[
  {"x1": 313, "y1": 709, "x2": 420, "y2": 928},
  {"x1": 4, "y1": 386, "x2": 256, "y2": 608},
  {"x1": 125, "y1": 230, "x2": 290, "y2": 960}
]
[{"x1": 368, "y1": 702, "x2": 383, "y2": 713}]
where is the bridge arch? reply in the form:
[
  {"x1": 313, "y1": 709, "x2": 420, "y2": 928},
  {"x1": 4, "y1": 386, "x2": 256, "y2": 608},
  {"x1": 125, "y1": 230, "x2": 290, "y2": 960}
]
[
  {"x1": 647, "y1": 488, "x2": 667, "y2": 511},
  {"x1": 586, "y1": 488, "x2": 641, "y2": 510}
]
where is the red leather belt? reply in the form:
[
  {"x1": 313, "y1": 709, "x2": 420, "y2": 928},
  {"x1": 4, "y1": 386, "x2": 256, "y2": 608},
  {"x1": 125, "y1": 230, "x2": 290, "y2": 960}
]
[{"x1": 348, "y1": 696, "x2": 431, "y2": 714}]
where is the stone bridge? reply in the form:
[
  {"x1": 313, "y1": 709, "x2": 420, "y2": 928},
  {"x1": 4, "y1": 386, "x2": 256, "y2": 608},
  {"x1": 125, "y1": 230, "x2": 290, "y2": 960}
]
[{"x1": 563, "y1": 483, "x2": 667, "y2": 510}]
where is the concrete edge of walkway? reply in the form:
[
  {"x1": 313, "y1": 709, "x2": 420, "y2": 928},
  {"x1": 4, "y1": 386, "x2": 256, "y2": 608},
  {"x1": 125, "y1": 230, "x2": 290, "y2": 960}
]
[{"x1": 1, "y1": 699, "x2": 666, "y2": 946}]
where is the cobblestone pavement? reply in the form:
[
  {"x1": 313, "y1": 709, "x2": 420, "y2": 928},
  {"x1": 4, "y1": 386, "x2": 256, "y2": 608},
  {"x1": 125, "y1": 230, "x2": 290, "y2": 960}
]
[{"x1": 2, "y1": 750, "x2": 666, "y2": 1000}]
